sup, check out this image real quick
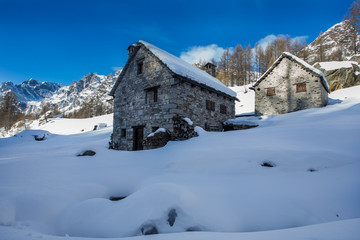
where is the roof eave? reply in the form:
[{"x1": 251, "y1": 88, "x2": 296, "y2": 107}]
[{"x1": 173, "y1": 73, "x2": 238, "y2": 100}]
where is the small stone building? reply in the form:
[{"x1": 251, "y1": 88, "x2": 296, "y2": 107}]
[
  {"x1": 109, "y1": 41, "x2": 237, "y2": 151},
  {"x1": 252, "y1": 52, "x2": 330, "y2": 115}
]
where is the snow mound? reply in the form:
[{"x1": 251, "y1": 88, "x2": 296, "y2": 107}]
[
  {"x1": 13, "y1": 129, "x2": 51, "y2": 141},
  {"x1": 316, "y1": 61, "x2": 359, "y2": 71}
]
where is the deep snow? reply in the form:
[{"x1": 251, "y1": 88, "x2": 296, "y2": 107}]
[{"x1": 0, "y1": 86, "x2": 359, "y2": 240}]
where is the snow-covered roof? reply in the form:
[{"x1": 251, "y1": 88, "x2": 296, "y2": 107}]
[
  {"x1": 138, "y1": 40, "x2": 237, "y2": 98},
  {"x1": 315, "y1": 61, "x2": 359, "y2": 71},
  {"x1": 253, "y1": 52, "x2": 330, "y2": 93}
]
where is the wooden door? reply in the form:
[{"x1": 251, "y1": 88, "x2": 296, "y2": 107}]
[{"x1": 133, "y1": 126, "x2": 144, "y2": 151}]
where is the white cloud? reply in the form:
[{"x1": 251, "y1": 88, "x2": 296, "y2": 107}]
[
  {"x1": 257, "y1": 34, "x2": 277, "y2": 50},
  {"x1": 291, "y1": 36, "x2": 308, "y2": 44},
  {"x1": 112, "y1": 66, "x2": 123, "y2": 72},
  {"x1": 256, "y1": 34, "x2": 308, "y2": 50},
  {"x1": 180, "y1": 44, "x2": 225, "y2": 64}
]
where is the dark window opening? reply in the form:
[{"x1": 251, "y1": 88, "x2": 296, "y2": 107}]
[
  {"x1": 145, "y1": 86, "x2": 160, "y2": 104},
  {"x1": 206, "y1": 100, "x2": 215, "y2": 111},
  {"x1": 121, "y1": 128, "x2": 126, "y2": 137},
  {"x1": 154, "y1": 89, "x2": 158, "y2": 102},
  {"x1": 267, "y1": 87, "x2": 275, "y2": 96},
  {"x1": 296, "y1": 83, "x2": 306, "y2": 93},
  {"x1": 220, "y1": 104, "x2": 227, "y2": 114},
  {"x1": 137, "y1": 62, "x2": 143, "y2": 75}
]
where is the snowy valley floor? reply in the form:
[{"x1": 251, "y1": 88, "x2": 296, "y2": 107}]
[{"x1": 0, "y1": 86, "x2": 360, "y2": 240}]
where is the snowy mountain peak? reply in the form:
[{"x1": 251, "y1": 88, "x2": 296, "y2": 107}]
[
  {"x1": 25, "y1": 78, "x2": 40, "y2": 86},
  {"x1": 0, "y1": 79, "x2": 63, "y2": 106},
  {"x1": 25, "y1": 70, "x2": 122, "y2": 117}
]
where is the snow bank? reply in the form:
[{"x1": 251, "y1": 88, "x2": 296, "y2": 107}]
[
  {"x1": 28, "y1": 114, "x2": 113, "y2": 135},
  {"x1": 316, "y1": 61, "x2": 359, "y2": 71},
  {"x1": 183, "y1": 118, "x2": 193, "y2": 126},
  {"x1": 148, "y1": 128, "x2": 167, "y2": 137},
  {"x1": 229, "y1": 84, "x2": 255, "y2": 115}
]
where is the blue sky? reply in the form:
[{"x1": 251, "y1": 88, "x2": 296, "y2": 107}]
[{"x1": 0, "y1": 0, "x2": 355, "y2": 85}]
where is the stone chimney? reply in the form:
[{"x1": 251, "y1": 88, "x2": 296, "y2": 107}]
[
  {"x1": 204, "y1": 62, "x2": 216, "y2": 77},
  {"x1": 127, "y1": 44, "x2": 136, "y2": 56}
]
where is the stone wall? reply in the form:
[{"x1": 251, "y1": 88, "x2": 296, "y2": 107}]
[
  {"x1": 254, "y1": 57, "x2": 328, "y2": 115},
  {"x1": 171, "y1": 79, "x2": 235, "y2": 131}
]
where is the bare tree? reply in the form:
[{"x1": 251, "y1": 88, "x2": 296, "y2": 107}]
[
  {"x1": 345, "y1": 0, "x2": 360, "y2": 54},
  {"x1": 218, "y1": 48, "x2": 231, "y2": 86},
  {"x1": 0, "y1": 92, "x2": 24, "y2": 131}
]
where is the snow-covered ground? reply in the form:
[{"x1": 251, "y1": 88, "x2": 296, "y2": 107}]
[
  {"x1": 0, "y1": 86, "x2": 360, "y2": 240},
  {"x1": 230, "y1": 84, "x2": 255, "y2": 115}
]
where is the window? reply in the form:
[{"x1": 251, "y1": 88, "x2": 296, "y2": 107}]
[
  {"x1": 267, "y1": 87, "x2": 275, "y2": 96},
  {"x1": 206, "y1": 100, "x2": 215, "y2": 111},
  {"x1": 137, "y1": 62, "x2": 143, "y2": 75},
  {"x1": 296, "y1": 83, "x2": 306, "y2": 93},
  {"x1": 145, "y1": 86, "x2": 160, "y2": 103},
  {"x1": 121, "y1": 128, "x2": 126, "y2": 137},
  {"x1": 220, "y1": 104, "x2": 227, "y2": 114}
]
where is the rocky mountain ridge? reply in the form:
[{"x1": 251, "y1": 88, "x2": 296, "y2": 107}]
[
  {"x1": 301, "y1": 20, "x2": 360, "y2": 65},
  {"x1": 0, "y1": 71, "x2": 121, "y2": 117},
  {"x1": 0, "y1": 79, "x2": 63, "y2": 110},
  {"x1": 26, "y1": 71, "x2": 120, "y2": 117},
  {"x1": 0, "y1": 71, "x2": 120, "y2": 137}
]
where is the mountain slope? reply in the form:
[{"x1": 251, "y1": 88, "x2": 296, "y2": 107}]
[
  {"x1": 300, "y1": 20, "x2": 360, "y2": 65},
  {"x1": 26, "y1": 71, "x2": 120, "y2": 117}
]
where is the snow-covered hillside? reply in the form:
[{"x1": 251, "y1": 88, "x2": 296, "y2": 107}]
[{"x1": 0, "y1": 86, "x2": 359, "y2": 240}]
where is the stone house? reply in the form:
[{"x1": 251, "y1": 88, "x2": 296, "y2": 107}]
[
  {"x1": 252, "y1": 52, "x2": 330, "y2": 115},
  {"x1": 109, "y1": 41, "x2": 237, "y2": 151}
]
